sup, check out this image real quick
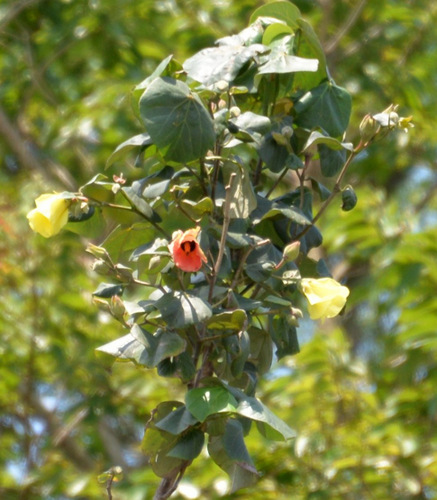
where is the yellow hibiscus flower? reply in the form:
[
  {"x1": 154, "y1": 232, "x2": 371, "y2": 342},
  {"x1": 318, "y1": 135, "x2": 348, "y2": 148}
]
[
  {"x1": 300, "y1": 277, "x2": 350, "y2": 320},
  {"x1": 27, "y1": 193, "x2": 70, "y2": 238}
]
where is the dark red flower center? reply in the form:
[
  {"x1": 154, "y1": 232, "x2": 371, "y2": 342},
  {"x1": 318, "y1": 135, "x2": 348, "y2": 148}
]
[{"x1": 181, "y1": 240, "x2": 196, "y2": 255}]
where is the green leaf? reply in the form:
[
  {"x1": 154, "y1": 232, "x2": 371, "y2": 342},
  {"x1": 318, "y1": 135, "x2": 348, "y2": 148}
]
[
  {"x1": 167, "y1": 429, "x2": 204, "y2": 460},
  {"x1": 258, "y1": 117, "x2": 294, "y2": 173},
  {"x1": 294, "y1": 81, "x2": 352, "y2": 137},
  {"x1": 155, "y1": 405, "x2": 198, "y2": 435},
  {"x1": 106, "y1": 133, "x2": 153, "y2": 169},
  {"x1": 96, "y1": 325, "x2": 186, "y2": 368},
  {"x1": 248, "y1": 327, "x2": 273, "y2": 375},
  {"x1": 252, "y1": 196, "x2": 311, "y2": 226},
  {"x1": 155, "y1": 291, "x2": 213, "y2": 328},
  {"x1": 319, "y1": 143, "x2": 347, "y2": 177},
  {"x1": 262, "y1": 23, "x2": 294, "y2": 46},
  {"x1": 183, "y1": 44, "x2": 266, "y2": 87},
  {"x1": 141, "y1": 425, "x2": 184, "y2": 478},
  {"x1": 227, "y1": 111, "x2": 271, "y2": 144},
  {"x1": 139, "y1": 77, "x2": 215, "y2": 162},
  {"x1": 135, "y1": 54, "x2": 178, "y2": 91},
  {"x1": 185, "y1": 386, "x2": 238, "y2": 422},
  {"x1": 122, "y1": 183, "x2": 161, "y2": 221},
  {"x1": 206, "y1": 309, "x2": 247, "y2": 331},
  {"x1": 102, "y1": 223, "x2": 156, "y2": 262},
  {"x1": 80, "y1": 174, "x2": 115, "y2": 203},
  {"x1": 258, "y1": 36, "x2": 318, "y2": 75},
  {"x1": 207, "y1": 419, "x2": 258, "y2": 493},
  {"x1": 92, "y1": 283, "x2": 124, "y2": 298},
  {"x1": 295, "y1": 18, "x2": 328, "y2": 82},
  {"x1": 249, "y1": 1, "x2": 301, "y2": 29},
  {"x1": 269, "y1": 315, "x2": 300, "y2": 360},
  {"x1": 179, "y1": 197, "x2": 213, "y2": 219},
  {"x1": 227, "y1": 385, "x2": 296, "y2": 440},
  {"x1": 310, "y1": 178, "x2": 331, "y2": 201},
  {"x1": 230, "y1": 330, "x2": 250, "y2": 378},
  {"x1": 223, "y1": 160, "x2": 257, "y2": 219},
  {"x1": 302, "y1": 130, "x2": 353, "y2": 153},
  {"x1": 157, "y1": 352, "x2": 196, "y2": 382}
]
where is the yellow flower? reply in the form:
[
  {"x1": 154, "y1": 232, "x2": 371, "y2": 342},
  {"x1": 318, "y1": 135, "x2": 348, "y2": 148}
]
[
  {"x1": 27, "y1": 193, "x2": 70, "y2": 238},
  {"x1": 300, "y1": 277, "x2": 350, "y2": 320}
]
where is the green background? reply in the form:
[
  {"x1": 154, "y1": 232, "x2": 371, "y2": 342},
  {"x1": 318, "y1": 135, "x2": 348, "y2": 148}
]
[{"x1": 1, "y1": 0, "x2": 436, "y2": 498}]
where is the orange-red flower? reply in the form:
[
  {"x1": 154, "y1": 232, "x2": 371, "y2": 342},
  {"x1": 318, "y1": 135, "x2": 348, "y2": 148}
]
[{"x1": 169, "y1": 226, "x2": 207, "y2": 272}]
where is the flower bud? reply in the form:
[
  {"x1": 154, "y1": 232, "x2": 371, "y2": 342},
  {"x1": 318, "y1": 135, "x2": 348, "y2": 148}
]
[
  {"x1": 92, "y1": 259, "x2": 110, "y2": 276},
  {"x1": 109, "y1": 295, "x2": 126, "y2": 323},
  {"x1": 283, "y1": 241, "x2": 301, "y2": 262},
  {"x1": 359, "y1": 113, "x2": 380, "y2": 144},
  {"x1": 229, "y1": 106, "x2": 241, "y2": 117}
]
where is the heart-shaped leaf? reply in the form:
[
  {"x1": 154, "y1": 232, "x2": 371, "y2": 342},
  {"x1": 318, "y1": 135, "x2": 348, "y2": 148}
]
[{"x1": 140, "y1": 77, "x2": 215, "y2": 162}]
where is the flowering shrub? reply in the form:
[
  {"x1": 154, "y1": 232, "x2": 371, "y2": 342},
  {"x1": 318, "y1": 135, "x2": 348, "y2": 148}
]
[{"x1": 27, "y1": 2, "x2": 411, "y2": 498}]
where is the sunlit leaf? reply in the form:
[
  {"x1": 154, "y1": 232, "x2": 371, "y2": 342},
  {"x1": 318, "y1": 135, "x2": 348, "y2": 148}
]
[
  {"x1": 139, "y1": 77, "x2": 215, "y2": 162},
  {"x1": 185, "y1": 386, "x2": 238, "y2": 422}
]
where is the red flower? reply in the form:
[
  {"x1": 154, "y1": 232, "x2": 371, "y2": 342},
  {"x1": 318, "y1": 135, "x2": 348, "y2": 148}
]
[{"x1": 169, "y1": 226, "x2": 207, "y2": 272}]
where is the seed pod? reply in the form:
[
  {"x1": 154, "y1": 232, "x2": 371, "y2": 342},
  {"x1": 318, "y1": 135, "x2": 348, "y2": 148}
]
[{"x1": 341, "y1": 185, "x2": 357, "y2": 211}]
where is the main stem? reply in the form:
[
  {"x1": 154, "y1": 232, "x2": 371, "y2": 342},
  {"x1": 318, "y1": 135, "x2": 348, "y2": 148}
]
[{"x1": 153, "y1": 463, "x2": 190, "y2": 500}]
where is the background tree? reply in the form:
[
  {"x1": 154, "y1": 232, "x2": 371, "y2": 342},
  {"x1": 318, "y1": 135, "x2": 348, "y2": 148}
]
[{"x1": 1, "y1": 0, "x2": 436, "y2": 499}]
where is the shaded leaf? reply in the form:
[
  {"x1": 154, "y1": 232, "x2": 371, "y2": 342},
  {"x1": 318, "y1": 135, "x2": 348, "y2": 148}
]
[
  {"x1": 155, "y1": 291, "x2": 213, "y2": 328},
  {"x1": 207, "y1": 309, "x2": 247, "y2": 331},
  {"x1": 155, "y1": 405, "x2": 198, "y2": 435},
  {"x1": 167, "y1": 429, "x2": 204, "y2": 460},
  {"x1": 227, "y1": 385, "x2": 296, "y2": 440},
  {"x1": 207, "y1": 419, "x2": 258, "y2": 493},
  {"x1": 106, "y1": 133, "x2": 153, "y2": 169},
  {"x1": 92, "y1": 283, "x2": 124, "y2": 298},
  {"x1": 96, "y1": 325, "x2": 186, "y2": 368},
  {"x1": 294, "y1": 81, "x2": 352, "y2": 137},
  {"x1": 319, "y1": 143, "x2": 347, "y2": 177}
]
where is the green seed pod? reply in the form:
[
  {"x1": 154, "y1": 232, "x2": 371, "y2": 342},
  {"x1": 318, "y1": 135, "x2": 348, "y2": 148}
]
[{"x1": 341, "y1": 185, "x2": 358, "y2": 211}]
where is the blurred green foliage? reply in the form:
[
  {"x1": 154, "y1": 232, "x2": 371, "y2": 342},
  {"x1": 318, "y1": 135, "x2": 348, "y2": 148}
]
[{"x1": 1, "y1": 0, "x2": 436, "y2": 499}]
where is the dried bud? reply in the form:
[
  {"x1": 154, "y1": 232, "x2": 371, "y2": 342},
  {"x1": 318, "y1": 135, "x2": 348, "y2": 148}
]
[
  {"x1": 359, "y1": 113, "x2": 380, "y2": 144},
  {"x1": 109, "y1": 295, "x2": 126, "y2": 322}
]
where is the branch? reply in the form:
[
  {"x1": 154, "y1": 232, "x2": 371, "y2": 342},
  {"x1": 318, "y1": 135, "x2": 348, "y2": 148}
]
[
  {"x1": 0, "y1": 0, "x2": 43, "y2": 32},
  {"x1": 153, "y1": 462, "x2": 190, "y2": 500},
  {"x1": 28, "y1": 393, "x2": 95, "y2": 471},
  {"x1": 97, "y1": 417, "x2": 134, "y2": 472},
  {"x1": 324, "y1": 0, "x2": 368, "y2": 54},
  {"x1": 295, "y1": 150, "x2": 357, "y2": 240},
  {"x1": 0, "y1": 105, "x2": 77, "y2": 190},
  {"x1": 208, "y1": 173, "x2": 236, "y2": 302}
]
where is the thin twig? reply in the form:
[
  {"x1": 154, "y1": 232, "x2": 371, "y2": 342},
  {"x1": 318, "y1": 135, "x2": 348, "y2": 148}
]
[
  {"x1": 208, "y1": 173, "x2": 237, "y2": 302},
  {"x1": 325, "y1": 0, "x2": 368, "y2": 54},
  {"x1": 295, "y1": 150, "x2": 357, "y2": 240}
]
